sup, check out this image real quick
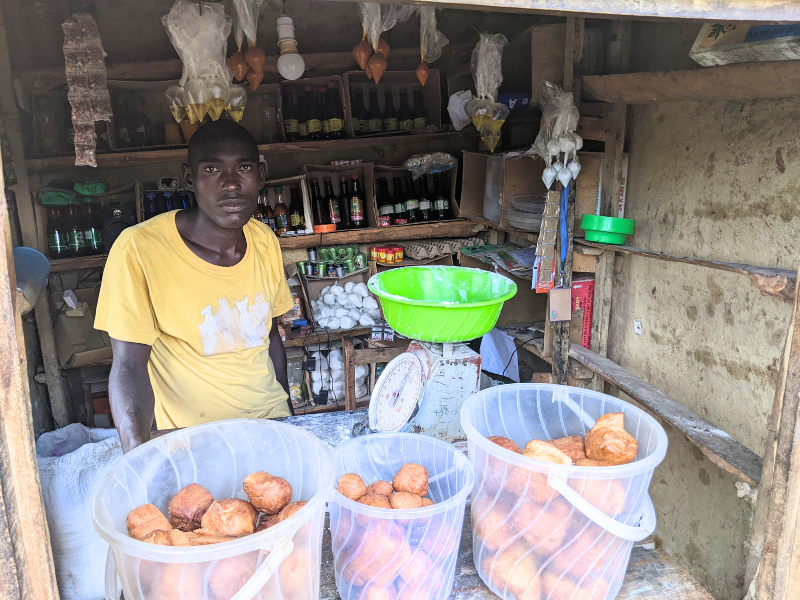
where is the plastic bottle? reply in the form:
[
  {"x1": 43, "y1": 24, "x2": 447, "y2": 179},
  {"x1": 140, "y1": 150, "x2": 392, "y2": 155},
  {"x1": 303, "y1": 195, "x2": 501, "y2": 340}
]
[
  {"x1": 338, "y1": 176, "x2": 352, "y2": 229},
  {"x1": 324, "y1": 177, "x2": 340, "y2": 227},
  {"x1": 483, "y1": 155, "x2": 504, "y2": 223},
  {"x1": 260, "y1": 93, "x2": 278, "y2": 144}
]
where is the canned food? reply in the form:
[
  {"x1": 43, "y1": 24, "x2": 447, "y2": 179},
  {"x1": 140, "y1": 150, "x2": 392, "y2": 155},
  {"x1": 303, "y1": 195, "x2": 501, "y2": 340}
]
[
  {"x1": 354, "y1": 253, "x2": 367, "y2": 269},
  {"x1": 313, "y1": 261, "x2": 326, "y2": 277},
  {"x1": 384, "y1": 252, "x2": 395, "y2": 264},
  {"x1": 393, "y1": 246, "x2": 404, "y2": 262},
  {"x1": 370, "y1": 246, "x2": 379, "y2": 260},
  {"x1": 336, "y1": 247, "x2": 349, "y2": 260},
  {"x1": 307, "y1": 248, "x2": 318, "y2": 261},
  {"x1": 305, "y1": 263, "x2": 314, "y2": 276},
  {"x1": 376, "y1": 247, "x2": 387, "y2": 263},
  {"x1": 326, "y1": 262, "x2": 337, "y2": 277},
  {"x1": 344, "y1": 258, "x2": 356, "y2": 273},
  {"x1": 296, "y1": 260, "x2": 307, "y2": 274},
  {"x1": 335, "y1": 264, "x2": 345, "y2": 278}
]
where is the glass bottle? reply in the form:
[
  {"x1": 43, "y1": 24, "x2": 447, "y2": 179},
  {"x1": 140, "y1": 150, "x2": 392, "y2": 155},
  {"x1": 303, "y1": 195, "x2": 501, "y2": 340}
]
[
  {"x1": 412, "y1": 90, "x2": 427, "y2": 132},
  {"x1": 338, "y1": 175, "x2": 352, "y2": 230},
  {"x1": 310, "y1": 178, "x2": 330, "y2": 226},
  {"x1": 376, "y1": 178, "x2": 394, "y2": 227},
  {"x1": 353, "y1": 88, "x2": 368, "y2": 135},
  {"x1": 304, "y1": 86, "x2": 322, "y2": 140},
  {"x1": 66, "y1": 202, "x2": 88, "y2": 257},
  {"x1": 113, "y1": 97, "x2": 132, "y2": 149},
  {"x1": 392, "y1": 177, "x2": 407, "y2": 225},
  {"x1": 129, "y1": 95, "x2": 153, "y2": 147},
  {"x1": 367, "y1": 90, "x2": 383, "y2": 134},
  {"x1": 144, "y1": 191, "x2": 160, "y2": 220},
  {"x1": 162, "y1": 190, "x2": 177, "y2": 212},
  {"x1": 318, "y1": 86, "x2": 330, "y2": 139},
  {"x1": 324, "y1": 177, "x2": 340, "y2": 227},
  {"x1": 83, "y1": 199, "x2": 103, "y2": 255},
  {"x1": 177, "y1": 190, "x2": 193, "y2": 210},
  {"x1": 46, "y1": 205, "x2": 69, "y2": 259},
  {"x1": 349, "y1": 174, "x2": 367, "y2": 229},
  {"x1": 289, "y1": 185, "x2": 305, "y2": 232},
  {"x1": 273, "y1": 186, "x2": 290, "y2": 235},
  {"x1": 297, "y1": 90, "x2": 309, "y2": 140},
  {"x1": 418, "y1": 175, "x2": 433, "y2": 222},
  {"x1": 383, "y1": 91, "x2": 398, "y2": 133},
  {"x1": 434, "y1": 173, "x2": 452, "y2": 220},
  {"x1": 398, "y1": 90, "x2": 413, "y2": 132},
  {"x1": 260, "y1": 93, "x2": 278, "y2": 144},
  {"x1": 326, "y1": 81, "x2": 345, "y2": 139},
  {"x1": 282, "y1": 92, "x2": 299, "y2": 141},
  {"x1": 404, "y1": 174, "x2": 420, "y2": 224},
  {"x1": 265, "y1": 205, "x2": 277, "y2": 233},
  {"x1": 254, "y1": 187, "x2": 269, "y2": 223}
]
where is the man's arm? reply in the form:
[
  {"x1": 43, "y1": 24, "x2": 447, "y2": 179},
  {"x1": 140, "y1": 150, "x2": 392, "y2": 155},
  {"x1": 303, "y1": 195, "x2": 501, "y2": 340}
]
[
  {"x1": 109, "y1": 338, "x2": 155, "y2": 453},
  {"x1": 269, "y1": 317, "x2": 294, "y2": 416}
]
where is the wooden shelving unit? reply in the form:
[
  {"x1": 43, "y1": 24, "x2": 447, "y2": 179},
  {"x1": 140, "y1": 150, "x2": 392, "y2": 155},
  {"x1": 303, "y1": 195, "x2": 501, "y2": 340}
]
[
  {"x1": 49, "y1": 254, "x2": 108, "y2": 273},
  {"x1": 460, "y1": 214, "x2": 539, "y2": 243}
]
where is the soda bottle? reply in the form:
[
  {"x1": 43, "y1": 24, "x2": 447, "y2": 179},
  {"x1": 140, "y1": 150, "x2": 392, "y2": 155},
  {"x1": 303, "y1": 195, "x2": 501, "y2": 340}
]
[
  {"x1": 338, "y1": 176, "x2": 352, "y2": 229},
  {"x1": 383, "y1": 91, "x2": 398, "y2": 133},
  {"x1": 282, "y1": 92, "x2": 299, "y2": 141},
  {"x1": 318, "y1": 86, "x2": 330, "y2": 139},
  {"x1": 367, "y1": 90, "x2": 383, "y2": 134},
  {"x1": 376, "y1": 178, "x2": 394, "y2": 227},
  {"x1": 324, "y1": 177, "x2": 340, "y2": 227},
  {"x1": 46, "y1": 205, "x2": 69, "y2": 259},
  {"x1": 404, "y1": 174, "x2": 420, "y2": 224},
  {"x1": 412, "y1": 90, "x2": 427, "y2": 131},
  {"x1": 352, "y1": 88, "x2": 368, "y2": 135},
  {"x1": 398, "y1": 90, "x2": 413, "y2": 132},
  {"x1": 418, "y1": 175, "x2": 433, "y2": 222},
  {"x1": 326, "y1": 81, "x2": 345, "y2": 139},
  {"x1": 310, "y1": 178, "x2": 330, "y2": 226},
  {"x1": 392, "y1": 177, "x2": 407, "y2": 225},
  {"x1": 289, "y1": 185, "x2": 305, "y2": 232},
  {"x1": 304, "y1": 86, "x2": 322, "y2": 140},
  {"x1": 66, "y1": 202, "x2": 88, "y2": 257},
  {"x1": 434, "y1": 173, "x2": 452, "y2": 220},
  {"x1": 83, "y1": 199, "x2": 103, "y2": 255},
  {"x1": 350, "y1": 174, "x2": 367, "y2": 229}
]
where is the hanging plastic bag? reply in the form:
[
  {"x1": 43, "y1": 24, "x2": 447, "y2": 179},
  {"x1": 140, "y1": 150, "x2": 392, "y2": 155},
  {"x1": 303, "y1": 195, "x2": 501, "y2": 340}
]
[
  {"x1": 232, "y1": 0, "x2": 266, "y2": 50},
  {"x1": 357, "y1": 2, "x2": 415, "y2": 81},
  {"x1": 417, "y1": 6, "x2": 448, "y2": 85},
  {"x1": 231, "y1": 0, "x2": 267, "y2": 89},
  {"x1": 531, "y1": 80, "x2": 581, "y2": 188},
  {"x1": 403, "y1": 152, "x2": 457, "y2": 180},
  {"x1": 465, "y1": 33, "x2": 509, "y2": 152}
]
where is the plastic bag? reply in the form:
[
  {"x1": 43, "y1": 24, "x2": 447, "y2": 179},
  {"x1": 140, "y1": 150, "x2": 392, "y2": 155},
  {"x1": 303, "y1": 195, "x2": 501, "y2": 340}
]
[
  {"x1": 232, "y1": 0, "x2": 266, "y2": 50},
  {"x1": 162, "y1": 0, "x2": 231, "y2": 85},
  {"x1": 419, "y1": 6, "x2": 448, "y2": 63},
  {"x1": 403, "y1": 152, "x2": 457, "y2": 179},
  {"x1": 532, "y1": 80, "x2": 580, "y2": 161},
  {"x1": 358, "y1": 2, "x2": 415, "y2": 51},
  {"x1": 466, "y1": 33, "x2": 509, "y2": 152}
]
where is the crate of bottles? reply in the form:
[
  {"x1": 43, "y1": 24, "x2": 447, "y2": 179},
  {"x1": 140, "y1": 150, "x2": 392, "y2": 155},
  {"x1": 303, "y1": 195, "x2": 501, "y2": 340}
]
[
  {"x1": 302, "y1": 163, "x2": 377, "y2": 231},
  {"x1": 374, "y1": 164, "x2": 460, "y2": 226},
  {"x1": 255, "y1": 175, "x2": 314, "y2": 236},
  {"x1": 343, "y1": 70, "x2": 440, "y2": 138},
  {"x1": 279, "y1": 76, "x2": 351, "y2": 142}
]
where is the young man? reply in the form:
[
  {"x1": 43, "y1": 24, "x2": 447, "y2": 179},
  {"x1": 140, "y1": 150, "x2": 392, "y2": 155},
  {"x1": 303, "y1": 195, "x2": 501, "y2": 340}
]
[{"x1": 95, "y1": 120, "x2": 294, "y2": 453}]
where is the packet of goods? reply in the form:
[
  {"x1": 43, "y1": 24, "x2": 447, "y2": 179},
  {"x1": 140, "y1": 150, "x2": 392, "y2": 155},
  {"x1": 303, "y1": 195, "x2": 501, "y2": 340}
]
[{"x1": 465, "y1": 32, "x2": 509, "y2": 152}]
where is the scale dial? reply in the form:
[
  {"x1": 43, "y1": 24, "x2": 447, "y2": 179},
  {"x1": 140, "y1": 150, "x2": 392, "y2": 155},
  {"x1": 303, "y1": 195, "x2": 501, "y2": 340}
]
[{"x1": 368, "y1": 353, "x2": 425, "y2": 432}]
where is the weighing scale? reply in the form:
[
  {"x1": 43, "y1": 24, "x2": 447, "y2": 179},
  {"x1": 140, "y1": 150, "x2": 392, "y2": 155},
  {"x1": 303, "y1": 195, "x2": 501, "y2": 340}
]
[{"x1": 367, "y1": 341, "x2": 481, "y2": 442}]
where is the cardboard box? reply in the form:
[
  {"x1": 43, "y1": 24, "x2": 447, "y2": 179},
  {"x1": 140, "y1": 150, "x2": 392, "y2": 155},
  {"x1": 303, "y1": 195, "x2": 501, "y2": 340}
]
[
  {"x1": 571, "y1": 277, "x2": 595, "y2": 349},
  {"x1": 298, "y1": 269, "x2": 372, "y2": 328},
  {"x1": 458, "y1": 252, "x2": 547, "y2": 327},
  {"x1": 264, "y1": 174, "x2": 314, "y2": 236},
  {"x1": 302, "y1": 163, "x2": 377, "y2": 229},
  {"x1": 690, "y1": 23, "x2": 800, "y2": 66},
  {"x1": 343, "y1": 70, "x2": 441, "y2": 138},
  {"x1": 53, "y1": 287, "x2": 112, "y2": 368},
  {"x1": 374, "y1": 164, "x2": 460, "y2": 221},
  {"x1": 279, "y1": 75, "x2": 351, "y2": 140}
]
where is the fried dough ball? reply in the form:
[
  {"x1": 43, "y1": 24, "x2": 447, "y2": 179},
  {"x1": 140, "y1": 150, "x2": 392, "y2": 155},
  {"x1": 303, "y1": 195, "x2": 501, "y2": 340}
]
[
  {"x1": 167, "y1": 483, "x2": 214, "y2": 531},
  {"x1": 502, "y1": 465, "x2": 559, "y2": 505},
  {"x1": 278, "y1": 500, "x2": 307, "y2": 522},
  {"x1": 359, "y1": 584, "x2": 397, "y2": 600},
  {"x1": 338, "y1": 473, "x2": 368, "y2": 501},
  {"x1": 392, "y1": 464, "x2": 428, "y2": 496},
  {"x1": 188, "y1": 533, "x2": 238, "y2": 545},
  {"x1": 366, "y1": 480, "x2": 394, "y2": 496},
  {"x1": 167, "y1": 529, "x2": 193, "y2": 546},
  {"x1": 127, "y1": 504, "x2": 172, "y2": 540},
  {"x1": 243, "y1": 471, "x2": 293, "y2": 514},
  {"x1": 550, "y1": 526, "x2": 625, "y2": 579},
  {"x1": 277, "y1": 547, "x2": 314, "y2": 600},
  {"x1": 198, "y1": 498, "x2": 257, "y2": 536},
  {"x1": 593, "y1": 413, "x2": 624, "y2": 429},
  {"x1": 397, "y1": 552, "x2": 433, "y2": 588},
  {"x1": 389, "y1": 492, "x2": 423, "y2": 510},
  {"x1": 359, "y1": 494, "x2": 392, "y2": 509},
  {"x1": 395, "y1": 574, "x2": 443, "y2": 600},
  {"x1": 208, "y1": 553, "x2": 258, "y2": 600},
  {"x1": 140, "y1": 529, "x2": 173, "y2": 546},
  {"x1": 256, "y1": 513, "x2": 280, "y2": 532},
  {"x1": 522, "y1": 498, "x2": 574, "y2": 555},
  {"x1": 523, "y1": 440, "x2": 573, "y2": 465},
  {"x1": 548, "y1": 436, "x2": 587, "y2": 462},
  {"x1": 585, "y1": 422, "x2": 638, "y2": 465},
  {"x1": 421, "y1": 497, "x2": 434, "y2": 507},
  {"x1": 481, "y1": 542, "x2": 541, "y2": 600},
  {"x1": 145, "y1": 562, "x2": 203, "y2": 600},
  {"x1": 542, "y1": 570, "x2": 609, "y2": 600},
  {"x1": 488, "y1": 436, "x2": 522, "y2": 454},
  {"x1": 474, "y1": 507, "x2": 513, "y2": 552},
  {"x1": 568, "y1": 477, "x2": 627, "y2": 516},
  {"x1": 343, "y1": 525, "x2": 412, "y2": 587},
  {"x1": 575, "y1": 458, "x2": 616, "y2": 467}
]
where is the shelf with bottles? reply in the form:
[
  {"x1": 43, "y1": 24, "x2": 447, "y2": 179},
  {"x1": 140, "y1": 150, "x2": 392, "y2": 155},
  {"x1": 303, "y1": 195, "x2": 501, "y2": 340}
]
[
  {"x1": 278, "y1": 76, "x2": 351, "y2": 143},
  {"x1": 344, "y1": 70, "x2": 440, "y2": 139},
  {"x1": 301, "y1": 162, "x2": 376, "y2": 232},
  {"x1": 373, "y1": 165, "x2": 460, "y2": 229},
  {"x1": 139, "y1": 186, "x2": 196, "y2": 223},
  {"x1": 254, "y1": 175, "x2": 315, "y2": 238}
]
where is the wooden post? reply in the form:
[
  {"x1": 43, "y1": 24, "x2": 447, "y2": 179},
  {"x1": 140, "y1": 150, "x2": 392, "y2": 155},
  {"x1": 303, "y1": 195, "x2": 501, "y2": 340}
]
[
  {"x1": 552, "y1": 17, "x2": 583, "y2": 385},
  {"x1": 342, "y1": 335, "x2": 357, "y2": 411},
  {"x1": 753, "y1": 257, "x2": 800, "y2": 600},
  {"x1": 589, "y1": 250, "x2": 614, "y2": 391}
]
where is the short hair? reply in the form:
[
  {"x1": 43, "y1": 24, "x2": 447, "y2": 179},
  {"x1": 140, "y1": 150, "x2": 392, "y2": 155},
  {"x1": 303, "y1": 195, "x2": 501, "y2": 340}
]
[{"x1": 186, "y1": 120, "x2": 259, "y2": 169}]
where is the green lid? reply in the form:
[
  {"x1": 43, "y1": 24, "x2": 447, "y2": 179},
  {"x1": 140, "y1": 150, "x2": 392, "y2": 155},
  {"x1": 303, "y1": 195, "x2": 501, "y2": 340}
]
[
  {"x1": 39, "y1": 189, "x2": 76, "y2": 205},
  {"x1": 274, "y1": 185, "x2": 283, "y2": 192},
  {"x1": 74, "y1": 179, "x2": 107, "y2": 196},
  {"x1": 262, "y1": 94, "x2": 270, "y2": 100}
]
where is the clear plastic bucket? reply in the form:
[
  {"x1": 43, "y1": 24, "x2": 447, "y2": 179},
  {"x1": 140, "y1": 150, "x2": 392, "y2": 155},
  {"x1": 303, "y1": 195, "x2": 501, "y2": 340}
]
[
  {"x1": 13, "y1": 246, "x2": 50, "y2": 314},
  {"x1": 329, "y1": 433, "x2": 475, "y2": 600},
  {"x1": 460, "y1": 384, "x2": 668, "y2": 600},
  {"x1": 93, "y1": 419, "x2": 334, "y2": 600}
]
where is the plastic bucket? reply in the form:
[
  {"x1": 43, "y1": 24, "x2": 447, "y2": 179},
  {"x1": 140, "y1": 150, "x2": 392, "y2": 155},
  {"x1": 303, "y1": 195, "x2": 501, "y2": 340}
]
[
  {"x1": 329, "y1": 433, "x2": 475, "y2": 600},
  {"x1": 13, "y1": 246, "x2": 50, "y2": 315},
  {"x1": 460, "y1": 384, "x2": 668, "y2": 600},
  {"x1": 93, "y1": 419, "x2": 334, "y2": 600}
]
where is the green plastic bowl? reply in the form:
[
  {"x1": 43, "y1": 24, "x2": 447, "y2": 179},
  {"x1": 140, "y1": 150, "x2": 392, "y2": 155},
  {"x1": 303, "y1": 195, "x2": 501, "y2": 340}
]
[
  {"x1": 580, "y1": 214, "x2": 635, "y2": 245},
  {"x1": 367, "y1": 266, "x2": 517, "y2": 343}
]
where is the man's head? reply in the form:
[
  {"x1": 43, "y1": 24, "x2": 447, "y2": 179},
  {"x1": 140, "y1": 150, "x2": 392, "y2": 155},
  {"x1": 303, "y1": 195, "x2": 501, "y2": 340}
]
[{"x1": 182, "y1": 120, "x2": 264, "y2": 230}]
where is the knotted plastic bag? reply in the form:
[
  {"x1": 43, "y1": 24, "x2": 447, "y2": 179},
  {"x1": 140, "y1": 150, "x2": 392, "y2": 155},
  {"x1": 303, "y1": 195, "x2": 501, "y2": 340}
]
[
  {"x1": 465, "y1": 33, "x2": 509, "y2": 152},
  {"x1": 417, "y1": 6, "x2": 448, "y2": 85}
]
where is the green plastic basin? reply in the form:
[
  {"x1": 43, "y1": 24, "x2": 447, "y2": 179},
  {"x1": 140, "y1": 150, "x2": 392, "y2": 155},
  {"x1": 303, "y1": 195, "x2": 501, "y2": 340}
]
[
  {"x1": 367, "y1": 266, "x2": 517, "y2": 343},
  {"x1": 581, "y1": 214, "x2": 635, "y2": 245}
]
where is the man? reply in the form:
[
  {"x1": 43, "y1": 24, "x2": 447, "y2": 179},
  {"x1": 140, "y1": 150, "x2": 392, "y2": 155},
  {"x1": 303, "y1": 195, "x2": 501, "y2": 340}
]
[{"x1": 95, "y1": 120, "x2": 294, "y2": 453}]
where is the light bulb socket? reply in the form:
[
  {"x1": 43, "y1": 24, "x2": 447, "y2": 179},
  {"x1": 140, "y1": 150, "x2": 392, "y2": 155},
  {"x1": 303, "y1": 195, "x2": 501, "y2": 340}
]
[
  {"x1": 278, "y1": 39, "x2": 299, "y2": 56},
  {"x1": 276, "y1": 15, "x2": 296, "y2": 45}
]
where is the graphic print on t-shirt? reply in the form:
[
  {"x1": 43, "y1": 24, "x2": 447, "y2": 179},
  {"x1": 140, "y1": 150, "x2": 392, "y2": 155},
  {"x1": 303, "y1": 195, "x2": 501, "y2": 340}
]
[{"x1": 199, "y1": 293, "x2": 272, "y2": 356}]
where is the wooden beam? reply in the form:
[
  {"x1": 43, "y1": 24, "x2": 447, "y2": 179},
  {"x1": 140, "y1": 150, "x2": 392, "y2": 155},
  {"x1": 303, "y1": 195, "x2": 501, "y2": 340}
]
[
  {"x1": 342, "y1": 335, "x2": 357, "y2": 412},
  {"x1": 600, "y1": 104, "x2": 627, "y2": 217},
  {"x1": 353, "y1": 345, "x2": 408, "y2": 365},
  {"x1": 568, "y1": 343, "x2": 763, "y2": 486},
  {"x1": 575, "y1": 239, "x2": 797, "y2": 303},
  {"x1": 589, "y1": 250, "x2": 614, "y2": 392},
  {"x1": 583, "y1": 61, "x2": 800, "y2": 105},
  {"x1": 576, "y1": 115, "x2": 605, "y2": 142},
  {"x1": 753, "y1": 257, "x2": 800, "y2": 600}
]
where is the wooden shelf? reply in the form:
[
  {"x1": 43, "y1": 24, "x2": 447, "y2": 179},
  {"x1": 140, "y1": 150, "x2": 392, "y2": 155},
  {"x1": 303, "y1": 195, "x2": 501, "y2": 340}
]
[
  {"x1": 26, "y1": 132, "x2": 469, "y2": 172},
  {"x1": 582, "y1": 61, "x2": 800, "y2": 105},
  {"x1": 575, "y1": 238, "x2": 797, "y2": 303},
  {"x1": 282, "y1": 326, "x2": 372, "y2": 349},
  {"x1": 461, "y1": 214, "x2": 538, "y2": 242},
  {"x1": 49, "y1": 254, "x2": 108, "y2": 273}
]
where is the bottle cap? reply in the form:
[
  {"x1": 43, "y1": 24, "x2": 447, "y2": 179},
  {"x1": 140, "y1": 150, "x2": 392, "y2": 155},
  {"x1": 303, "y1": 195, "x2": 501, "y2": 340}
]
[
  {"x1": 304, "y1": 85, "x2": 313, "y2": 92},
  {"x1": 323, "y1": 176, "x2": 332, "y2": 182},
  {"x1": 274, "y1": 186, "x2": 283, "y2": 192},
  {"x1": 311, "y1": 178, "x2": 318, "y2": 183},
  {"x1": 339, "y1": 175, "x2": 347, "y2": 181},
  {"x1": 351, "y1": 173, "x2": 359, "y2": 180},
  {"x1": 327, "y1": 81, "x2": 336, "y2": 89},
  {"x1": 319, "y1": 86, "x2": 326, "y2": 93},
  {"x1": 262, "y1": 93, "x2": 270, "y2": 100}
]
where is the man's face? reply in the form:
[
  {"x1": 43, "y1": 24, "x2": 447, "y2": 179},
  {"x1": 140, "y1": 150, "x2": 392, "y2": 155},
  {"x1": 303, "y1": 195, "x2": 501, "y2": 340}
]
[{"x1": 182, "y1": 140, "x2": 264, "y2": 229}]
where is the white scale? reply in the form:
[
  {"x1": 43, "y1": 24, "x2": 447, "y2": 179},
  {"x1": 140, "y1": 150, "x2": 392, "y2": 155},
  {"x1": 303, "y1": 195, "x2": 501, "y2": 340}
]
[{"x1": 368, "y1": 341, "x2": 482, "y2": 442}]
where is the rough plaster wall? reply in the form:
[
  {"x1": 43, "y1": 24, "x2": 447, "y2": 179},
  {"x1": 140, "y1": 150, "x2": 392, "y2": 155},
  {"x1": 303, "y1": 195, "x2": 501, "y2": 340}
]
[{"x1": 609, "y1": 97, "x2": 799, "y2": 599}]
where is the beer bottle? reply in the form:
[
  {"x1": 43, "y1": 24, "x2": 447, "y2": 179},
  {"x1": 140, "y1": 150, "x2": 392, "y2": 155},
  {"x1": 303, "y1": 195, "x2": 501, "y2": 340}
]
[
  {"x1": 66, "y1": 201, "x2": 88, "y2": 257},
  {"x1": 349, "y1": 174, "x2": 366, "y2": 229},
  {"x1": 289, "y1": 185, "x2": 305, "y2": 232},
  {"x1": 324, "y1": 177, "x2": 340, "y2": 227},
  {"x1": 392, "y1": 177, "x2": 407, "y2": 225},
  {"x1": 326, "y1": 81, "x2": 345, "y2": 139},
  {"x1": 83, "y1": 198, "x2": 103, "y2": 255},
  {"x1": 398, "y1": 90, "x2": 413, "y2": 132},
  {"x1": 318, "y1": 86, "x2": 330, "y2": 139},
  {"x1": 376, "y1": 178, "x2": 394, "y2": 227},
  {"x1": 412, "y1": 90, "x2": 427, "y2": 131},
  {"x1": 273, "y1": 186, "x2": 290, "y2": 235},
  {"x1": 297, "y1": 90, "x2": 308, "y2": 140},
  {"x1": 418, "y1": 175, "x2": 433, "y2": 222},
  {"x1": 338, "y1": 176, "x2": 352, "y2": 230},
  {"x1": 353, "y1": 88, "x2": 368, "y2": 135},
  {"x1": 367, "y1": 90, "x2": 383, "y2": 134},
  {"x1": 304, "y1": 86, "x2": 322, "y2": 140},
  {"x1": 282, "y1": 92, "x2": 299, "y2": 141},
  {"x1": 46, "y1": 205, "x2": 69, "y2": 260},
  {"x1": 404, "y1": 174, "x2": 420, "y2": 223},
  {"x1": 310, "y1": 178, "x2": 330, "y2": 226},
  {"x1": 383, "y1": 91, "x2": 398, "y2": 133},
  {"x1": 434, "y1": 173, "x2": 452, "y2": 221}
]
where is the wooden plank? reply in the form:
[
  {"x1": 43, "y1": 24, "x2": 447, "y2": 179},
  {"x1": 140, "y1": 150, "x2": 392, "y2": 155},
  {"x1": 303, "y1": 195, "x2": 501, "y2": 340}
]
[
  {"x1": 353, "y1": 345, "x2": 408, "y2": 365},
  {"x1": 753, "y1": 257, "x2": 800, "y2": 600},
  {"x1": 583, "y1": 61, "x2": 800, "y2": 105},
  {"x1": 50, "y1": 254, "x2": 108, "y2": 273},
  {"x1": 572, "y1": 252, "x2": 596, "y2": 273},
  {"x1": 568, "y1": 342, "x2": 763, "y2": 486},
  {"x1": 342, "y1": 336, "x2": 357, "y2": 412},
  {"x1": 282, "y1": 326, "x2": 372, "y2": 349},
  {"x1": 576, "y1": 115, "x2": 605, "y2": 141},
  {"x1": 25, "y1": 131, "x2": 471, "y2": 172},
  {"x1": 600, "y1": 104, "x2": 627, "y2": 216},
  {"x1": 576, "y1": 239, "x2": 797, "y2": 303},
  {"x1": 460, "y1": 214, "x2": 537, "y2": 243},
  {"x1": 589, "y1": 250, "x2": 614, "y2": 392}
]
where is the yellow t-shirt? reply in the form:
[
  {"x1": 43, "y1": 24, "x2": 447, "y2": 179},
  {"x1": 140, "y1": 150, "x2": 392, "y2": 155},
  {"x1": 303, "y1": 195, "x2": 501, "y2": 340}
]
[{"x1": 94, "y1": 211, "x2": 294, "y2": 429}]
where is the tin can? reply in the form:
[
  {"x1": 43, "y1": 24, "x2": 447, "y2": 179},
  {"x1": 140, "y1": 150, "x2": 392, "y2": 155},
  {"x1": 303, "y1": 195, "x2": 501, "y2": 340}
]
[
  {"x1": 345, "y1": 246, "x2": 355, "y2": 258},
  {"x1": 305, "y1": 263, "x2": 314, "y2": 276},
  {"x1": 393, "y1": 246, "x2": 404, "y2": 262},
  {"x1": 344, "y1": 257, "x2": 356, "y2": 273},
  {"x1": 313, "y1": 261, "x2": 326, "y2": 277},
  {"x1": 384, "y1": 251, "x2": 395, "y2": 264},
  {"x1": 308, "y1": 248, "x2": 318, "y2": 261},
  {"x1": 336, "y1": 247, "x2": 349, "y2": 260},
  {"x1": 376, "y1": 247, "x2": 387, "y2": 263},
  {"x1": 335, "y1": 264, "x2": 345, "y2": 278},
  {"x1": 327, "y1": 262, "x2": 337, "y2": 277},
  {"x1": 370, "y1": 246, "x2": 379, "y2": 260},
  {"x1": 354, "y1": 253, "x2": 367, "y2": 269},
  {"x1": 296, "y1": 260, "x2": 307, "y2": 274}
]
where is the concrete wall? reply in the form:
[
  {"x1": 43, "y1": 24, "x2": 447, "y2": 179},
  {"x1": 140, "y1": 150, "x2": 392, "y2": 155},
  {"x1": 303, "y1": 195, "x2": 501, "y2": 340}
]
[{"x1": 610, "y1": 88, "x2": 799, "y2": 600}]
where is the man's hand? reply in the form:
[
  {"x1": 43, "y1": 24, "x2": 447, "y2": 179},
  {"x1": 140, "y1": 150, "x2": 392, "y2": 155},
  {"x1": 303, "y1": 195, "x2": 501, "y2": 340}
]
[
  {"x1": 268, "y1": 317, "x2": 294, "y2": 416},
  {"x1": 109, "y1": 338, "x2": 155, "y2": 453}
]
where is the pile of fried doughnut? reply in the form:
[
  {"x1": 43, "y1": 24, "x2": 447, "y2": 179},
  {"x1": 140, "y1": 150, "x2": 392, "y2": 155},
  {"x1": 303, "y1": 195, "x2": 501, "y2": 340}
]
[
  {"x1": 126, "y1": 471, "x2": 305, "y2": 546},
  {"x1": 473, "y1": 413, "x2": 639, "y2": 600},
  {"x1": 332, "y1": 464, "x2": 459, "y2": 600}
]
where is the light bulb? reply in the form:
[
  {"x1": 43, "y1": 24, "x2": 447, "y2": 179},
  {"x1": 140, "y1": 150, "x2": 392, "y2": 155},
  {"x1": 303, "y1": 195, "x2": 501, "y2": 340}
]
[{"x1": 277, "y1": 52, "x2": 305, "y2": 80}]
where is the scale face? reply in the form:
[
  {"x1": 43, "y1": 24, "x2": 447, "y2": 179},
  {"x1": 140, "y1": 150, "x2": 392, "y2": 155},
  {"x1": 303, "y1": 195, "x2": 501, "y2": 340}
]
[{"x1": 368, "y1": 353, "x2": 426, "y2": 432}]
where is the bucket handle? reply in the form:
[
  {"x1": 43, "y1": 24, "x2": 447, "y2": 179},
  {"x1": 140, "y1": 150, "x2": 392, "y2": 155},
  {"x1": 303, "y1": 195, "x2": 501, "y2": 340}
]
[
  {"x1": 547, "y1": 474, "x2": 656, "y2": 542},
  {"x1": 105, "y1": 537, "x2": 294, "y2": 600}
]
